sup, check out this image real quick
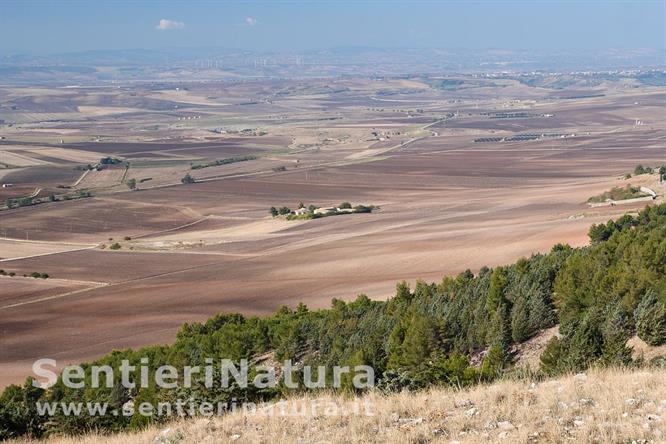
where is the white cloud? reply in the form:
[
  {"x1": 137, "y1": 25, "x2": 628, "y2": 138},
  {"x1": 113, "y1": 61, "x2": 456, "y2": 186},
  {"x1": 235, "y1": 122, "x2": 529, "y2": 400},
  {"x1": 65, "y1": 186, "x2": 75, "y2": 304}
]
[
  {"x1": 156, "y1": 19, "x2": 185, "y2": 30},
  {"x1": 245, "y1": 16, "x2": 258, "y2": 26}
]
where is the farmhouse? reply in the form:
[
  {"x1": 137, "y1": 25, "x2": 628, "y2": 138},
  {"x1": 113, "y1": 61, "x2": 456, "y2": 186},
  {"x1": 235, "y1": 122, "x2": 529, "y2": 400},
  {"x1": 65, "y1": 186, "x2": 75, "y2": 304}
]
[{"x1": 2, "y1": 183, "x2": 13, "y2": 188}]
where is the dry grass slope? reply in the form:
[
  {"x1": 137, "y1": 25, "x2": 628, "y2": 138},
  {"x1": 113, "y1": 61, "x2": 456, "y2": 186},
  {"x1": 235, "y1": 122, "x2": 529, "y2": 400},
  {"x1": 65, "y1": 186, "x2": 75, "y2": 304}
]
[{"x1": 14, "y1": 367, "x2": 666, "y2": 444}]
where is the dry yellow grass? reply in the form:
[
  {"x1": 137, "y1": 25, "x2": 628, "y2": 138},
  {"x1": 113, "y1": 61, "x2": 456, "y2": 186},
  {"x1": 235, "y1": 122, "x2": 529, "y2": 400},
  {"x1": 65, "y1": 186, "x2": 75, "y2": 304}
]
[{"x1": 13, "y1": 367, "x2": 666, "y2": 443}]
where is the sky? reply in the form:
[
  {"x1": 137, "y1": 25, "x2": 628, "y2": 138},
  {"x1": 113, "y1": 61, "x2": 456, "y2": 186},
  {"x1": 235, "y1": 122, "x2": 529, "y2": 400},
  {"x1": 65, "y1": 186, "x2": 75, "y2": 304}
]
[{"x1": 0, "y1": 0, "x2": 664, "y2": 54}]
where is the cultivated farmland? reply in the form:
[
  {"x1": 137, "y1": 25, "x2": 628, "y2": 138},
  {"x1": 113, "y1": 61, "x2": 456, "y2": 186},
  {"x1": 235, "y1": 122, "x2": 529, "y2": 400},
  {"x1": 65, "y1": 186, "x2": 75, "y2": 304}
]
[{"x1": 0, "y1": 74, "x2": 664, "y2": 387}]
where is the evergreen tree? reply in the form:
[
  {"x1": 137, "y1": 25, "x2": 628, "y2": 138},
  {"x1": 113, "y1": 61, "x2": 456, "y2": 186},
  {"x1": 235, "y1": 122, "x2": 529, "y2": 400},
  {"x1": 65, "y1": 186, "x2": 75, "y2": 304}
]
[
  {"x1": 487, "y1": 302, "x2": 512, "y2": 349},
  {"x1": 0, "y1": 378, "x2": 45, "y2": 440},
  {"x1": 487, "y1": 267, "x2": 509, "y2": 315},
  {"x1": 601, "y1": 306, "x2": 633, "y2": 366},
  {"x1": 511, "y1": 294, "x2": 530, "y2": 343},
  {"x1": 540, "y1": 336, "x2": 564, "y2": 376},
  {"x1": 480, "y1": 344, "x2": 507, "y2": 381},
  {"x1": 402, "y1": 315, "x2": 435, "y2": 368},
  {"x1": 564, "y1": 315, "x2": 604, "y2": 372},
  {"x1": 527, "y1": 285, "x2": 556, "y2": 332},
  {"x1": 635, "y1": 292, "x2": 666, "y2": 346}
]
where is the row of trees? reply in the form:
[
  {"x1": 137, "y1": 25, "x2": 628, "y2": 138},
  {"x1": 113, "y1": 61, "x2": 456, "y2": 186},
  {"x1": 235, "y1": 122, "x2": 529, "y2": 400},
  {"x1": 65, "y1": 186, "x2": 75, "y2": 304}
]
[
  {"x1": 4, "y1": 190, "x2": 91, "y2": 211},
  {"x1": 190, "y1": 155, "x2": 258, "y2": 170},
  {"x1": 1, "y1": 203, "x2": 665, "y2": 439}
]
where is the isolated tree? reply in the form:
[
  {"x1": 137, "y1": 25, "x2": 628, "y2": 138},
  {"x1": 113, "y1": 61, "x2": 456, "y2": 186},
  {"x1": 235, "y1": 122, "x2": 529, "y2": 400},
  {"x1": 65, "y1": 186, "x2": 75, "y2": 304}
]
[
  {"x1": 339, "y1": 202, "x2": 352, "y2": 209},
  {"x1": 269, "y1": 207, "x2": 278, "y2": 217},
  {"x1": 181, "y1": 173, "x2": 195, "y2": 184},
  {"x1": 126, "y1": 178, "x2": 137, "y2": 190}
]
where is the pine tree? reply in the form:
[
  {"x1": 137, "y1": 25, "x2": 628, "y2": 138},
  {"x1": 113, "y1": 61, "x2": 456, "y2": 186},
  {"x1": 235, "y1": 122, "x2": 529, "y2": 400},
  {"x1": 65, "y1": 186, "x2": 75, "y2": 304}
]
[
  {"x1": 511, "y1": 295, "x2": 531, "y2": 343},
  {"x1": 564, "y1": 315, "x2": 604, "y2": 372},
  {"x1": 487, "y1": 303, "x2": 512, "y2": 350},
  {"x1": 387, "y1": 323, "x2": 406, "y2": 369},
  {"x1": 540, "y1": 336, "x2": 564, "y2": 376},
  {"x1": 601, "y1": 306, "x2": 633, "y2": 366},
  {"x1": 635, "y1": 292, "x2": 666, "y2": 346},
  {"x1": 527, "y1": 285, "x2": 556, "y2": 331},
  {"x1": 480, "y1": 344, "x2": 507, "y2": 381},
  {"x1": 399, "y1": 314, "x2": 435, "y2": 369},
  {"x1": 487, "y1": 267, "x2": 509, "y2": 315}
]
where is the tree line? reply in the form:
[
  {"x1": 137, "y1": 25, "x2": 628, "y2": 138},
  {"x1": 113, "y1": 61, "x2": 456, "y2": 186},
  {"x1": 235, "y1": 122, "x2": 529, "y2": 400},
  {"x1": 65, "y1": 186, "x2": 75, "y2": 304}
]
[{"x1": 1, "y1": 203, "x2": 665, "y2": 439}]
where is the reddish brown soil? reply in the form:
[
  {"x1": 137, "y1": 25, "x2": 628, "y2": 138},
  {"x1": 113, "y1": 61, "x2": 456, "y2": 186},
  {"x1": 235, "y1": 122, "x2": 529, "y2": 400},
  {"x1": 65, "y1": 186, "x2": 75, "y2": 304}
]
[{"x1": 0, "y1": 88, "x2": 664, "y2": 388}]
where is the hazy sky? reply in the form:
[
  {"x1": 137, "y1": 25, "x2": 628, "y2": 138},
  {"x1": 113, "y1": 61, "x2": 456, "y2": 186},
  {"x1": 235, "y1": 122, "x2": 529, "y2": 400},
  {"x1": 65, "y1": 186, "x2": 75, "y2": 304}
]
[{"x1": 1, "y1": 0, "x2": 664, "y2": 53}]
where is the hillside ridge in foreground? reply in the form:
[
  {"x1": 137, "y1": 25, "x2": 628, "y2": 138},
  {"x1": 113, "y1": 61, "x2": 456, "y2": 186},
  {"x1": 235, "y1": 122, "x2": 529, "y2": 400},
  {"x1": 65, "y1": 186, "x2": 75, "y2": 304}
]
[{"x1": 11, "y1": 367, "x2": 666, "y2": 444}]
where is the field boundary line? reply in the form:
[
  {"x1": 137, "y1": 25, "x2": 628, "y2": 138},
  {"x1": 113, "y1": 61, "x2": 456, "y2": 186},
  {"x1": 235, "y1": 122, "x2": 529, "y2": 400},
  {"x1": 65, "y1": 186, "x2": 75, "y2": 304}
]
[
  {"x1": 132, "y1": 217, "x2": 210, "y2": 239},
  {"x1": 0, "y1": 237, "x2": 96, "y2": 247},
  {"x1": 0, "y1": 245, "x2": 97, "y2": 263},
  {"x1": 0, "y1": 282, "x2": 108, "y2": 311},
  {"x1": 71, "y1": 169, "x2": 90, "y2": 187}
]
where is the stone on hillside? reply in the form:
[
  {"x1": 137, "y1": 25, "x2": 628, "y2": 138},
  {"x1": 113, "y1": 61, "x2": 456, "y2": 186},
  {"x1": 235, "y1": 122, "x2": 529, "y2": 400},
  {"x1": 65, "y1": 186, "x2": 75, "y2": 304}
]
[{"x1": 497, "y1": 421, "x2": 515, "y2": 431}]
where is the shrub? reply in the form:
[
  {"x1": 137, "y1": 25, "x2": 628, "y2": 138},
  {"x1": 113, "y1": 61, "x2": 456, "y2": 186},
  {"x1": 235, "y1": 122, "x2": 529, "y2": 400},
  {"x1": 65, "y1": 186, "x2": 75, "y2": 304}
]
[
  {"x1": 353, "y1": 205, "x2": 374, "y2": 213},
  {"x1": 181, "y1": 173, "x2": 196, "y2": 184},
  {"x1": 587, "y1": 185, "x2": 647, "y2": 204},
  {"x1": 109, "y1": 243, "x2": 122, "y2": 250},
  {"x1": 540, "y1": 336, "x2": 564, "y2": 376},
  {"x1": 99, "y1": 156, "x2": 121, "y2": 165},
  {"x1": 634, "y1": 164, "x2": 653, "y2": 175}
]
